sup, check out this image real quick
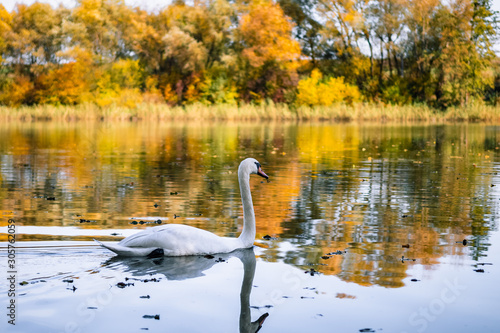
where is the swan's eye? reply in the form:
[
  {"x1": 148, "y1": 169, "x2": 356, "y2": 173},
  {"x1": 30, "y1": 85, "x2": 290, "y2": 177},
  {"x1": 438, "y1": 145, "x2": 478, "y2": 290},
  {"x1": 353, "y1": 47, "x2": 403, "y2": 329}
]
[{"x1": 254, "y1": 162, "x2": 261, "y2": 172}]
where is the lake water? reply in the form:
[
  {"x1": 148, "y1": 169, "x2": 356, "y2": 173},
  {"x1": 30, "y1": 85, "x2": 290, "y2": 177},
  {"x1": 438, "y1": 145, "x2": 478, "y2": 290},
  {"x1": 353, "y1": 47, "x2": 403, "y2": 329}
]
[{"x1": 0, "y1": 121, "x2": 499, "y2": 332}]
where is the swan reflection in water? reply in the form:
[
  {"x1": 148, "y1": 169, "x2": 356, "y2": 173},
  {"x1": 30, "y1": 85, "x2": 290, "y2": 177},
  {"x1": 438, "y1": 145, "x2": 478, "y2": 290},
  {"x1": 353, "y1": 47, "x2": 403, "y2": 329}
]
[{"x1": 102, "y1": 248, "x2": 268, "y2": 333}]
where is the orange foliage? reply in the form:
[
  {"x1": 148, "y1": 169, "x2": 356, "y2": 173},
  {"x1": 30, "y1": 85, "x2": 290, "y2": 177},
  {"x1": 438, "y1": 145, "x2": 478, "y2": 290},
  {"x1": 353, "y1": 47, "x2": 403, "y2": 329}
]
[
  {"x1": 0, "y1": 75, "x2": 33, "y2": 106},
  {"x1": 0, "y1": 4, "x2": 12, "y2": 59},
  {"x1": 35, "y1": 63, "x2": 88, "y2": 105},
  {"x1": 238, "y1": 0, "x2": 301, "y2": 68},
  {"x1": 164, "y1": 84, "x2": 179, "y2": 106}
]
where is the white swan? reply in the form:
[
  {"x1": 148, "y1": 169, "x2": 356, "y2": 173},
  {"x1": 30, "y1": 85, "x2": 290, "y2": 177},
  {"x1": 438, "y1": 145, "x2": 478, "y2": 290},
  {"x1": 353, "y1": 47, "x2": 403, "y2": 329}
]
[{"x1": 96, "y1": 158, "x2": 268, "y2": 257}]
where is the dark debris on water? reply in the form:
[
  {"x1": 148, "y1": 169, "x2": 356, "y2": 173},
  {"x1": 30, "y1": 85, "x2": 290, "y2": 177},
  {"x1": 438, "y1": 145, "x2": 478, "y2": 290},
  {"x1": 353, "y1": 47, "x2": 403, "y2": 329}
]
[
  {"x1": 130, "y1": 219, "x2": 163, "y2": 225},
  {"x1": 125, "y1": 277, "x2": 161, "y2": 283},
  {"x1": 78, "y1": 218, "x2": 97, "y2": 223},
  {"x1": 305, "y1": 268, "x2": 320, "y2": 276},
  {"x1": 250, "y1": 305, "x2": 273, "y2": 310},
  {"x1": 321, "y1": 250, "x2": 346, "y2": 259},
  {"x1": 117, "y1": 282, "x2": 134, "y2": 288},
  {"x1": 142, "y1": 314, "x2": 160, "y2": 320},
  {"x1": 401, "y1": 256, "x2": 416, "y2": 263},
  {"x1": 326, "y1": 250, "x2": 345, "y2": 255},
  {"x1": 22, "y1": 279, "x2": 47, "y2": 285},
  {"x1": 262, "y1": 235, "x2": 278, "y2": 240}
]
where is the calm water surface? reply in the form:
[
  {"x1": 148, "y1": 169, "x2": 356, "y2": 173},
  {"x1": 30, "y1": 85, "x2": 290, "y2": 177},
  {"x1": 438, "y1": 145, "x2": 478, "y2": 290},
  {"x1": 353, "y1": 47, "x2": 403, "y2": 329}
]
[{"x1": 0, "y1": 121, "x2": 499, "y2": 332}]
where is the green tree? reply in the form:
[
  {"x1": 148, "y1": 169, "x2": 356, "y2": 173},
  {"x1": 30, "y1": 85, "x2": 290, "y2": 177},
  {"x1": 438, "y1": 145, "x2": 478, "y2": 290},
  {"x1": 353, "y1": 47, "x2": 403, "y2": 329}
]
[
  {"x1": 470, "y1": 0, "x2": 497, "y2": 99},
  {"x1": 404, "y1": 0, "x2": 440, "y2": 103},
  {"x1": 314, "y1": 0, "x2": 372, "y2": 84},
  {"x1": 368, "y1": 0, "x2": 405, "y2": 78},
  {"x1": 278, "y1": 0, "x2": 323, "y2": 65},
  {"x1": 433, "y1": 0, "x2": 496, "y2": 107}
]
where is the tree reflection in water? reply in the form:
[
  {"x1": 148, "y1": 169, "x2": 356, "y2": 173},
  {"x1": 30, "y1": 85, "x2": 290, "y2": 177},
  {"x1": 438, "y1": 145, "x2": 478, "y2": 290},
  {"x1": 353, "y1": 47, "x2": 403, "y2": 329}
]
[{"x1": 0, "y1": 122, "x2": 499, "y2": 288}]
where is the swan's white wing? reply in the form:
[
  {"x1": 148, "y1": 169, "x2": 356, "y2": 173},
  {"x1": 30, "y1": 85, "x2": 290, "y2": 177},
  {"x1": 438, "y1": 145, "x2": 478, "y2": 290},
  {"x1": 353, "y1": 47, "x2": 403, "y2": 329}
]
[
  {"x1": 115, "y1": 224, "x2": 241, "y2": 256},
  {"x1": 117, "y1": 226, "x2": 165, "y2": 248},
  {"x1": 95, "y1": 239, "x2": 158, "y2": 256}
]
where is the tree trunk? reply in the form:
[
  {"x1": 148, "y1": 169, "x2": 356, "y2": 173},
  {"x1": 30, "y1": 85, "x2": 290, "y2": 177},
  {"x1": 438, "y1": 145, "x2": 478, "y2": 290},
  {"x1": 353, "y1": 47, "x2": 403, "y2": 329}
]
[
  {"x1": 379, "y1": 39, "x2": 384, "y2": 81},
  {"x1": 364, "y1": 30, "x2": 374, "y2": 78}
]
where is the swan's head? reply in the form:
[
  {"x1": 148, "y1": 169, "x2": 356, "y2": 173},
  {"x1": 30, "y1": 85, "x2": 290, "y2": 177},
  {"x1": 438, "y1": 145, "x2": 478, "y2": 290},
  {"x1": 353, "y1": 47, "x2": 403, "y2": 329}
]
[{"x1": 239, "y1": 158, "x2": 269, "y2": 180}]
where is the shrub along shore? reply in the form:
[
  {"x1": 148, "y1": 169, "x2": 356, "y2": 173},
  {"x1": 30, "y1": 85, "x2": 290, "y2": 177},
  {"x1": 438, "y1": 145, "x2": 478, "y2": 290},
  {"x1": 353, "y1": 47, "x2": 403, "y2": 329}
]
[{"x1": 2, "y1": 102, "x2": 500, "y2": 122}]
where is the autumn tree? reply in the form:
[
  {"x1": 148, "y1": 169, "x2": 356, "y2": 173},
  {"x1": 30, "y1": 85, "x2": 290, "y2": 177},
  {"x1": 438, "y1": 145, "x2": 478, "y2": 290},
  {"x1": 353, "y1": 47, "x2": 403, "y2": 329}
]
[
  {"x1": 0, "y1": 3, "x2": 66, "y2": 105},
  {"x1": 236, "y1": 0, "x2": 301, "y2": 102},
  {"x1": 0, "y1": 0, "x2": 498, "y2": 108},
  {"x1": 0, "y1": 4, "x2": 12, "y2": 63},
  {"x1": 469, "y1": 0, "x2": 497, "y2": 101},
  {"x1": 368, "y1": 0, "x2": 406, "y2": 78},
  {"x1": 68, "y1": 0, "x2": 135, "y2": 62},
  {"x1": 278, "y1": 0, "x2": 323, "y2": 66},
  {"x1": 6, "y1": 3, "x2": 65, "y2": 66},
  {"x1": 403, "y1": 0, "x2": 440, "y2": 102},
  {"x1": 403, "y1": 0, "x2": 497, "y2": 107}
]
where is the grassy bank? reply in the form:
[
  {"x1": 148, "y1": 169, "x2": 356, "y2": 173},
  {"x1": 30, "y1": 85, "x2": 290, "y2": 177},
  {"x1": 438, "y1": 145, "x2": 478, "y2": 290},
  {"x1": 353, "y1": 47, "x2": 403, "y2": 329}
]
[{"x1": 1, "y1": 102, "x2": 500, "y2": 122}]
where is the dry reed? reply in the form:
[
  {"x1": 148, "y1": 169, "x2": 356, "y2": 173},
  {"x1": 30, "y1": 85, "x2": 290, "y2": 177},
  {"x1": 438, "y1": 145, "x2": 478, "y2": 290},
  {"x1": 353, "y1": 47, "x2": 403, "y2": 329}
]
[{"x1": 1, "y1": 102, "x2": 500, "y2": 122}]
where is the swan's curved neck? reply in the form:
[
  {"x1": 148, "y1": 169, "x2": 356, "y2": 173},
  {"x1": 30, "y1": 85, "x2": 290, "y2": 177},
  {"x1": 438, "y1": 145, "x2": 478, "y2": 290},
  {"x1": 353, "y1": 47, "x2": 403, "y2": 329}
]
[{"x1": 238, "y1": 170, "x2": 255, "y2": 247}]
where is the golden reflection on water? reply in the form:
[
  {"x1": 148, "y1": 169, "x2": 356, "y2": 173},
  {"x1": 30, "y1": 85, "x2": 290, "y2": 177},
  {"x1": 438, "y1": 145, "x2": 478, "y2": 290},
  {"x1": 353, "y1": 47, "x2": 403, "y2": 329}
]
[{"x1": 1, "y1": 121, "x2": 499, "y2": 288}]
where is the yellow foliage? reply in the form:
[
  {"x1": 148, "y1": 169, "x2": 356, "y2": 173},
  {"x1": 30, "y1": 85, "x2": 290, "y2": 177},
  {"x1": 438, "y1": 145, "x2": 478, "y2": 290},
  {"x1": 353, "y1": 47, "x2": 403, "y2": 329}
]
[
  {"x1": 142, "y1": 76, "x2": 164, "y2": 104},
  {"x1": 116, "y1": 88, "x2": 143, "y2": 109},
  {"x1": 145, "y1": 76, "x2": 159, "y2": 93},
  {"x1": 185, "y1": 75, "x2": 202, "y2": 104},
  {"x1": 198, "y1": 74, "x2": 239, "y2": 105},
  {"x1": 89, "y1": 59, "x2": 145, "y2": 108},
  {"x1": 0, "y1": 4, "x2": 12, "y2": 57},
  {"x1": 110, "y1": 59, "x2": 144, "y2": 89},
  {"x1": 93, "y1": 86, "x2": 143, "y2": 109},
  {"x1": 164, "y1": 84, "x2": 178, "y2": 106},
  {"x1": 296, "y1": 69, "x2": 362, "y2": 106},
  {"x1": 296, "y1": 69, "x2": 321, "y2": 106}
]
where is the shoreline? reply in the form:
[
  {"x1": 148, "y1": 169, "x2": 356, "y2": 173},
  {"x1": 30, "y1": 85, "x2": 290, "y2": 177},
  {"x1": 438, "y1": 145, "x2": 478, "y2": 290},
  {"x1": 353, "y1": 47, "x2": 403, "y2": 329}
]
[{"x1": 2, "y1": 102, "x2": 500, "y2": 122}]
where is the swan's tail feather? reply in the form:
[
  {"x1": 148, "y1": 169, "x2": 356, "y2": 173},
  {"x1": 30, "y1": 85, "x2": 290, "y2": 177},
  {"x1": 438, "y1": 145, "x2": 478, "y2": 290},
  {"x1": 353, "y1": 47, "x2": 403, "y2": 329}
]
[{"x1": 94, "y1": 239, "x2": 158, "y2": 257}]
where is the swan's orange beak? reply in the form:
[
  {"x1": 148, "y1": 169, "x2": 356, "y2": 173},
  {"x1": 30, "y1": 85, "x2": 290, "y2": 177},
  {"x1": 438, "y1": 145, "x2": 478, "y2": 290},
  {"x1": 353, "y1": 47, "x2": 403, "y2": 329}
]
[{"x1": 257, "y1": 166, "x2": 269, "y2": 179}]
